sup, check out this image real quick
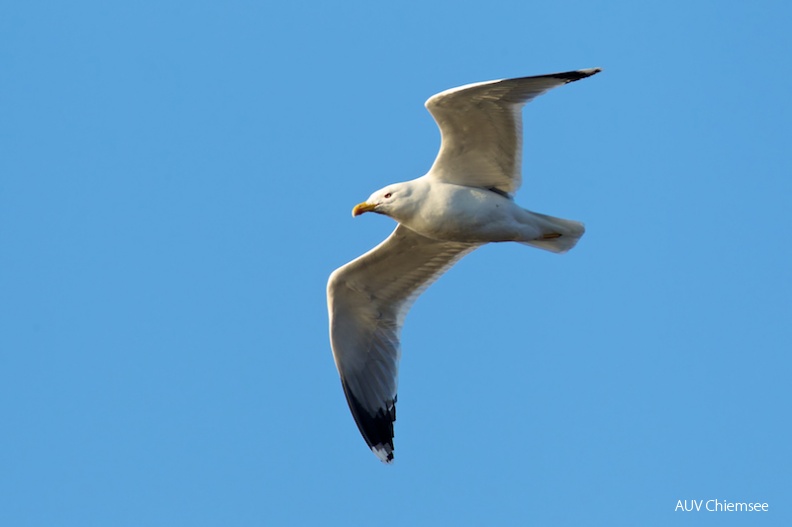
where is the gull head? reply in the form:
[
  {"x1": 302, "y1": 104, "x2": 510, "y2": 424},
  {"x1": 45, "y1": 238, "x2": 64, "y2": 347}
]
[{"x1": 352, "y1": 182, "x2": 413, "y2": 218}]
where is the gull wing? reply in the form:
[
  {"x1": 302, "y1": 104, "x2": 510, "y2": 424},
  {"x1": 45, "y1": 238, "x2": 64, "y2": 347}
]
[
  {"x1": 425, "y1": 68, "x2": 601, "y2": 195},
  {"x1": 327, "y1": 225, "x2": 478, "y2": 463}
]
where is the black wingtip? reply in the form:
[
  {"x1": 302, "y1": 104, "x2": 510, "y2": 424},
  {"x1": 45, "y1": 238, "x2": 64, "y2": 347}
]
[
  {"x1": 554, "y1": 67, "x2": 603, "y2": 83},
  {"x1": 341, "y1": 380, "x2": 396, "y2": 463}
]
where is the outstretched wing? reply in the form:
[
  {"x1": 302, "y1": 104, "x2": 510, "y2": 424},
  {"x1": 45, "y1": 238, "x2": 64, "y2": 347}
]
[
  {"x1": 425, "y1": 68, "x2": 601, "y2": 195},
  {"x1": 327, "y1": 225, "x2": 478, "y2": 462}
]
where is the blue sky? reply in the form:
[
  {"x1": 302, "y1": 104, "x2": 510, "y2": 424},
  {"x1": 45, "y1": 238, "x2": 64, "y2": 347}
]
[{"x1": 2, "y1": 1, "x2": 790, "y2": 525}]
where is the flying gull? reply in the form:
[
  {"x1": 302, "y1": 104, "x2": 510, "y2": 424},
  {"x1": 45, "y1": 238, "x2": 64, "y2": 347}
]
[{"x1": 327, "y1": 68, "x2": 601, "y2": 463}]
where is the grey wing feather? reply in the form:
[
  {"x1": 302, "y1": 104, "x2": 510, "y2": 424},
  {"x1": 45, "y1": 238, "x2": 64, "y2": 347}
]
[
  {"x1": 327, "y1": 225, "x2": 478, "y2": 462},
  {"x1": 425, "y1": 68, "x2": 601, "y2": 194}
]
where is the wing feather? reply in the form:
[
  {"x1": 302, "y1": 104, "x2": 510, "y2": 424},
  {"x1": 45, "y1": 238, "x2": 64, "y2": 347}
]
[
  {"x1": 425, "y1": 68, "x2": 601, "y2": 194},
  {"x1": 327, "y1": 225, "x2": 478, "y2": 462}
]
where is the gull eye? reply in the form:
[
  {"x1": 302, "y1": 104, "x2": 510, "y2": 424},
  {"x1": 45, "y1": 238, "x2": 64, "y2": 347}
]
[{"x1": 384, "y1": 192, "x2": 392, "y2": 199}]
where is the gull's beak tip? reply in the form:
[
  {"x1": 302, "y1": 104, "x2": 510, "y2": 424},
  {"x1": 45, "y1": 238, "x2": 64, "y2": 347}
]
[{"x1": 352, "y1": 202, "x2": 375, "y2": 217}]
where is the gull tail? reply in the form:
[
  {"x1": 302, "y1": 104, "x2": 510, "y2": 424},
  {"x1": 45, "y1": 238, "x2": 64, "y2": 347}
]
[{"x1": 520, "y1": 212, "x2": 585, "y2": 254}]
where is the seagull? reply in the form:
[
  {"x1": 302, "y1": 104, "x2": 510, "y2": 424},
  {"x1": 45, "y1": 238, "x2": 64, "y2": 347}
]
[{"x1": 327, "y1": 68, "x2": 601, "y2": 463}]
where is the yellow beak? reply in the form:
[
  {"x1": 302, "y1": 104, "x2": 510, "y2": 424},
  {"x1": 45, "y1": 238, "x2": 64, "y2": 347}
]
[{"x1": 352, "y1": 201, "x2": 377, "y2": 217}]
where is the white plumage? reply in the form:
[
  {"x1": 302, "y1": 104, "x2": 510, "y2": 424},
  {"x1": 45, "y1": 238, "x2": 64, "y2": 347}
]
[{"x1": 327, "y1": 68, "x2": 601, "y2": 463}]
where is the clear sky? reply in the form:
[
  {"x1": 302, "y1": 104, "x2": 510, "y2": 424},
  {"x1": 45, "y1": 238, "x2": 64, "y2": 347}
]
[{"x1": 2, "y1": 1, "x2": 790, "y2": 525}]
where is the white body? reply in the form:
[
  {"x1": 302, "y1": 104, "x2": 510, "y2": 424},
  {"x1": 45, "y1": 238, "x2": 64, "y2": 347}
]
[{"x1": 368, "y1": 176, "x2": 584, "y2": 250}]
